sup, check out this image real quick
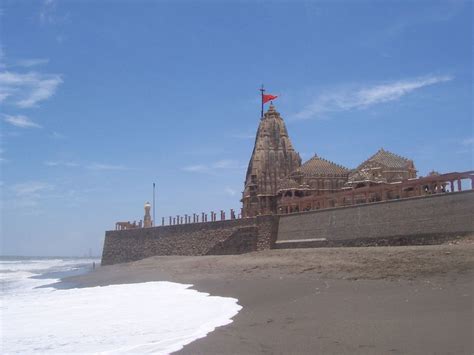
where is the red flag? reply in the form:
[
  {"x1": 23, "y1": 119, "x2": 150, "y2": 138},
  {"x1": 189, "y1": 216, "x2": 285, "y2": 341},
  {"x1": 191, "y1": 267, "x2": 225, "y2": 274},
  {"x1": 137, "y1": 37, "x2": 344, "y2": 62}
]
[{"x1": 262, "y1": 94, "x2": 278, "y2": 104}]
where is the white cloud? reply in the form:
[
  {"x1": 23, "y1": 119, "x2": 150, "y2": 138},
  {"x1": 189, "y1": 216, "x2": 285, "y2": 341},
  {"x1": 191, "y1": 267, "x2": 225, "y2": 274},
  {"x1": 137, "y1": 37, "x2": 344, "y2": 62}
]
[
  {"x1": 182, "y1": 164, "x2": 208, "y2": 172},
  {"x1": 44, "y1": 161, "x2": 79, "y2": 167},
  {"x1": 12, "y1": 181, "x2": 52, "y2": 196},
  {"x1": 293, "y1": 75, "x2": 453, "y2": 120},
  {"x1": 11, "y1": 181, "x2": 53, "y2": 208},
  {"x1": 232, "y1": 132, "x2": 255, "y2": 140},
  {"x1": 0, "y1": 71, "x2": 63, "y2": 108},
  {"x1": 0, "y1": 46, "x2": 5, "y2": 70},
  {"x1": 50, "y1": 131, "x2": 66, "y2": 139},
  {"x1": 3, "y1": 115, "x2": 41, "y2": 128},
  {"x1": 212, "y1": 159, "x2": 242, "y2": 169},
  {"x1": 43, "y1": 160, "x2": 129, "y2": 171},
  {"x1": 39, "y1": 0, "x2": 57, "y2": 24},
  {"x1": 461, "y1": 137, "x2": 474, "y2": 146},
  {"x1": 224, "y1": 187, "x2": 237, "y2": 196},
  {"x1": 0, "y1": 148, "x2": 6, "y2": 163},
  {"x1": 86, "y1": 163, "x2": 128, "y2": 171},
  {"x1": 182, "y1": 159, "x2": 244, "y2": 174},
  {"x1": 16, "y1": 58, "x2": 50, "y2": 68}
]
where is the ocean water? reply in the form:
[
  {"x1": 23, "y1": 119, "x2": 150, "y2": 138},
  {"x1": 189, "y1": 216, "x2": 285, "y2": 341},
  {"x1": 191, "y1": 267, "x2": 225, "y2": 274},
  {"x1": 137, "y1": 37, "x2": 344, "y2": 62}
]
[{"x1": 0, "y1": 257, "x2": 242, "y2": 354}]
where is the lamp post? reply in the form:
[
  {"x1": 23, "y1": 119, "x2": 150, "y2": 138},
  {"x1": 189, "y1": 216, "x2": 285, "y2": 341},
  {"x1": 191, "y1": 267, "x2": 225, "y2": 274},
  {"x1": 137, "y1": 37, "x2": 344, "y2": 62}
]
[{"x1": 153, "y1": 182, "x2": 156, "y2": 227}]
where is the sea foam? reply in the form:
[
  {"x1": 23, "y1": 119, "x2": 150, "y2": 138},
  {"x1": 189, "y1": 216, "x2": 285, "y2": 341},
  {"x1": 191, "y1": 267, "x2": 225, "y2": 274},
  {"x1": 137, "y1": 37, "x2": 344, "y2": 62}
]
[{"x1": 1, "y1": 259, "x2": 242, "y2": 354}]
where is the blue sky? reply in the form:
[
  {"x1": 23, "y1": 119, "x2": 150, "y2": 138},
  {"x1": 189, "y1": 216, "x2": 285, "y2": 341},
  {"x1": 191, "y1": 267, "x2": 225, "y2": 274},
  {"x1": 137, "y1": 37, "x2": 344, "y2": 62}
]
[{"x1": 1, "y1": 0, "x2": 472, "y2": 256}]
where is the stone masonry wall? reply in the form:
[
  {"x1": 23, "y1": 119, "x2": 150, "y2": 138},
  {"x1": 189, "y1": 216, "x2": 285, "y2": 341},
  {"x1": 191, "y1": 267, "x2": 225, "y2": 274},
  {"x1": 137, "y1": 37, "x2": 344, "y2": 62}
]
[
  {"x1": 277, "y1": 190, "x2": 474, "y2": 247},
  {"x1": 255, "y1": 215, "x2": 280, "y2": 250},
  {"x1": 102, "y1": 191, "x2": 473, "y2": 265},
  {"x1": 102, "y1": 218, "x2": 256, "y2": 265}
]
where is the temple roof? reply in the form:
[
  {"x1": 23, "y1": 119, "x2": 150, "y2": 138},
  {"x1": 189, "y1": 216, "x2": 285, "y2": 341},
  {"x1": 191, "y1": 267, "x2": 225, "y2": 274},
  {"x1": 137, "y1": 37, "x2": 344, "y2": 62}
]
[
  {"x1": 356, "y1": 148, "x2": 413, "y2": 170},
  {"x1": 347, "y1": 170, "x2": 385, "y2": 184},
  {"x1": 278, "y1": 178, "x2": 301, "y2": 190},
  {"x1": 243, "y1": 104, "x2": 301, "y2": 195},
  {"x1": 277, "y1": 177, "x2": 311, "y2": 192},
  {"x1": 295, "y1": 154, "x2": 350, "y2": 177}
]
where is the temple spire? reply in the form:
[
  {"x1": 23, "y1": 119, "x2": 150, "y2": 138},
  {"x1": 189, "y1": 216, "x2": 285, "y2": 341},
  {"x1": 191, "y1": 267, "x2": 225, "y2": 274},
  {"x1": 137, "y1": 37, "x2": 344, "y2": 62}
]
[{"x1": 242, "y1": 104, "x2": 301, "y2": 217}]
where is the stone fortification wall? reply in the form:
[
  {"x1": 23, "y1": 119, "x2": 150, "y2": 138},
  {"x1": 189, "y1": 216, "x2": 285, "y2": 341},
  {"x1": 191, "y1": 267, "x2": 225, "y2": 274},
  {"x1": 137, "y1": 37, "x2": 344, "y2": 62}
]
[
  {"x1": 102, "y1": 191, "x2": 473, "y2": 265},
  {"x1": 102, "y1": 215, "x2": 278, "y2": 265},
  {"x1": 276, "y1": 190, "x2": 474, "y2": 248}
]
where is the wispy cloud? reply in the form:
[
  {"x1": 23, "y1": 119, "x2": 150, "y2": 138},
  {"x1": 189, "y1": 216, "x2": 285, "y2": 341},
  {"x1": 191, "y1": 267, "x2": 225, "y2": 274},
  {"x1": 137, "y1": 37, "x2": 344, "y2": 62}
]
[
  {"x1": 3, "y1": 114, "x2": 41, "y2": 128},
  {"x1": 455, "y1": 137, "x2": 474, "y2": 155},
  {"x1": 43, "y1": 160, "x2": 129, "y2": 171},
  {"x1": 50, "y1": 131, "x2": 66, "y2": 139},
  {"x1": 182, "y1": 164, "x2": 208, "y2": 173},
  {"x1": 232, "y1": 132, "x2": 255, "y2": 140},
  {"x1": 182, "y1": 159, "x2": 244, "y2": 174},
  {"x1": 212, "y1": 159, "x2": 242, "y2": 169},
  {"x1": 86, "y1": 163, "x2": 129, "y2": 171},
  {"x1": 224, "y1": 187, "x2": 237, "y2": 196},
  {"x1": 11, "y1": 181, "x2": 53, "y2": 208},
  {"x1": 0, "y1": 71, "x2": 63, "y2": 108},
  {"x1": 0, "y1": 148, "x2": 7, "y2": 163},
  {"x1": 0, "y1": 46, "x2": 6, "y2": 70},
  {"x1": 293, "y1": 75, "x2": 453, "y2": 120},
  {"x1": 461, "y1": 137, "x2": 474, "y2": 147},
  {"x1": 44, "y1": 160, "x2": 79, "y2": 167},
  {"x1": 385, "y1": 2, "x2": 463, "y2": 38},
  {"x1": 39, "y1": 0, "x2": 58, "y2": 24},
  {"x1": 16, "y1": 58, "x2": 50, "y2": 68}
]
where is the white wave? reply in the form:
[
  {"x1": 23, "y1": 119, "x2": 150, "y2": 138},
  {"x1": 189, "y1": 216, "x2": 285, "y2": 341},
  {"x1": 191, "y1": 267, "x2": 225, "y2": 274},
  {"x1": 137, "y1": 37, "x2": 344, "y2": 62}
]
[
  {"x1": 1, "y1": 260, "x2": 242, "y2": 354},
  {"x1": 0, "y1": 258, "x2": 97, "y2": 272}
]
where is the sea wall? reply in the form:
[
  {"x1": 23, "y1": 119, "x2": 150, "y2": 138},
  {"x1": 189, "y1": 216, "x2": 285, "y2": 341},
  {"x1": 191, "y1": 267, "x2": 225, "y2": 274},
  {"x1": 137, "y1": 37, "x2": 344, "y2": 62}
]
[
  {"x1": 101, "y1": 215, "x2": 278, "y2": 265},
  {"x1": 102, "y1": 191, "x2": 473, "y2": 265},
  {"x1": 276, "y1": 190, "x2": 474, "y2": 248}
]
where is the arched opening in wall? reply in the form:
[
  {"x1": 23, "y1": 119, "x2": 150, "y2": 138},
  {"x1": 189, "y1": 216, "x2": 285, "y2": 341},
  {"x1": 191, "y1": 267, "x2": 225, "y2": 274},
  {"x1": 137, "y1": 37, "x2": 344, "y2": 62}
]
[{"x1": 324, "y1": 180, "x2": 331, "y2": 190}]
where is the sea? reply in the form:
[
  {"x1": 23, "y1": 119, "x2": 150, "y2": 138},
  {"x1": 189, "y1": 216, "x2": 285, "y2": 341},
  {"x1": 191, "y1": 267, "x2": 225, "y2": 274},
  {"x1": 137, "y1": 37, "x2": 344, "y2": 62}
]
[{"x1": 0, "y1": 257, "x2": 242, "y2": 354}]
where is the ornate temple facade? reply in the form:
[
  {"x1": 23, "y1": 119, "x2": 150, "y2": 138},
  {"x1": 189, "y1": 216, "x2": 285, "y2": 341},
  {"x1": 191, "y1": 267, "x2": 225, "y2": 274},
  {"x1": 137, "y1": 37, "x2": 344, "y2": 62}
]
[
  {"x1": 242, "y1": 104, "x2": 471, "y2": 217},
  {"x1": 242, "y1": 105, "x2": 301, "y2": 217}
]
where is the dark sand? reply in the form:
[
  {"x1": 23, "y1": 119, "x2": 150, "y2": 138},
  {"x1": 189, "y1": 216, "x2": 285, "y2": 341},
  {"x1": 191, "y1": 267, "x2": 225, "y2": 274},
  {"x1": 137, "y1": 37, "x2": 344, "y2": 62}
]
[{"x1": 64, "y1": 237, "x2": 474, "y2": 354}]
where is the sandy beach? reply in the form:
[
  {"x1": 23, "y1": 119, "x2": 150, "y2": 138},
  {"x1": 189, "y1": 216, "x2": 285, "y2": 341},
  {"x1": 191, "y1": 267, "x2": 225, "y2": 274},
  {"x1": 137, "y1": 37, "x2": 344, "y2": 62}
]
[{"x1": 64, "y1": 236, "x2": 474, "y2": 354}]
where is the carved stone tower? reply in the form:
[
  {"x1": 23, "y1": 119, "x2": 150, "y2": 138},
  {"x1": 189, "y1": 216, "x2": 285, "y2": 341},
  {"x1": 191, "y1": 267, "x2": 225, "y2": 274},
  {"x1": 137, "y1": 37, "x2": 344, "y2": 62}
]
[
  {"x1": 242, "y1": 104, "x2": 301, "y2": 217},
  {"x1": 143, "y1": 201, "x2": 152, "y2": 228}
]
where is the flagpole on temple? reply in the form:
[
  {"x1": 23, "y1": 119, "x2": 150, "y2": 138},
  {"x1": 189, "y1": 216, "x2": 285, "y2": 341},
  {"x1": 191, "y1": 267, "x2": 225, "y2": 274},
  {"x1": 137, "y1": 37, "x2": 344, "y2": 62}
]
[{"x1": 260, "y1": 84, "x2": 265, "y2": 118}]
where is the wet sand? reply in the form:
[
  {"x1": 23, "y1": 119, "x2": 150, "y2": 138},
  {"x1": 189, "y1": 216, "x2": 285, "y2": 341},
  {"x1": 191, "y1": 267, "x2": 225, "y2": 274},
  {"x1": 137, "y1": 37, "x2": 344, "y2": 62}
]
[{"x1": 64, "y1": 236, "x2": 474, "y2": 354}]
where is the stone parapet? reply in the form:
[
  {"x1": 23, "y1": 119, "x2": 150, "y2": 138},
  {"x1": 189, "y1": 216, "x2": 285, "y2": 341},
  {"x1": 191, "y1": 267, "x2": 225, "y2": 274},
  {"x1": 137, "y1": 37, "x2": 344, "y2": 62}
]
[
  {"x1": 101, "y1": 191, "x2": 473, "y2": 265},
  {"x1": 277, "y1": 190, "x2": 474, "y2": 245},
  {"x1": 101, "y1": 218, "x2": 258, "y2": 265}
]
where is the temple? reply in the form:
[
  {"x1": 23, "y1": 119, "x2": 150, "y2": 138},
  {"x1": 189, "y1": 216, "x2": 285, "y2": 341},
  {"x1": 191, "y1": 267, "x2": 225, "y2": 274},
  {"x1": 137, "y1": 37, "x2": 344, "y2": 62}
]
[
  {"x1": 242, "y1": 105, "x2": 302, "y2": 217},
  {"x1": 113, "y1": 103, "x2": 473, "y2": 228},
  {"x1": 242, "y1": 104, "x2": 473, "y2": 217}
]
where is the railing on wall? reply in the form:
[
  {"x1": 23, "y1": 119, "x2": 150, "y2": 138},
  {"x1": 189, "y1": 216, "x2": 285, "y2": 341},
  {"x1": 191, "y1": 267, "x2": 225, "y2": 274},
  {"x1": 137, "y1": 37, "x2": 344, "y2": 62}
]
[
  {"x1": 278, "y1": 171, "x2": 474, "y2": 215},
  {"x1": 115, "y1": 209, "x2": 243, "y2": 230},
  {"x1": 114, "y1": 171, "x2": 474, "y2": 230}
]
